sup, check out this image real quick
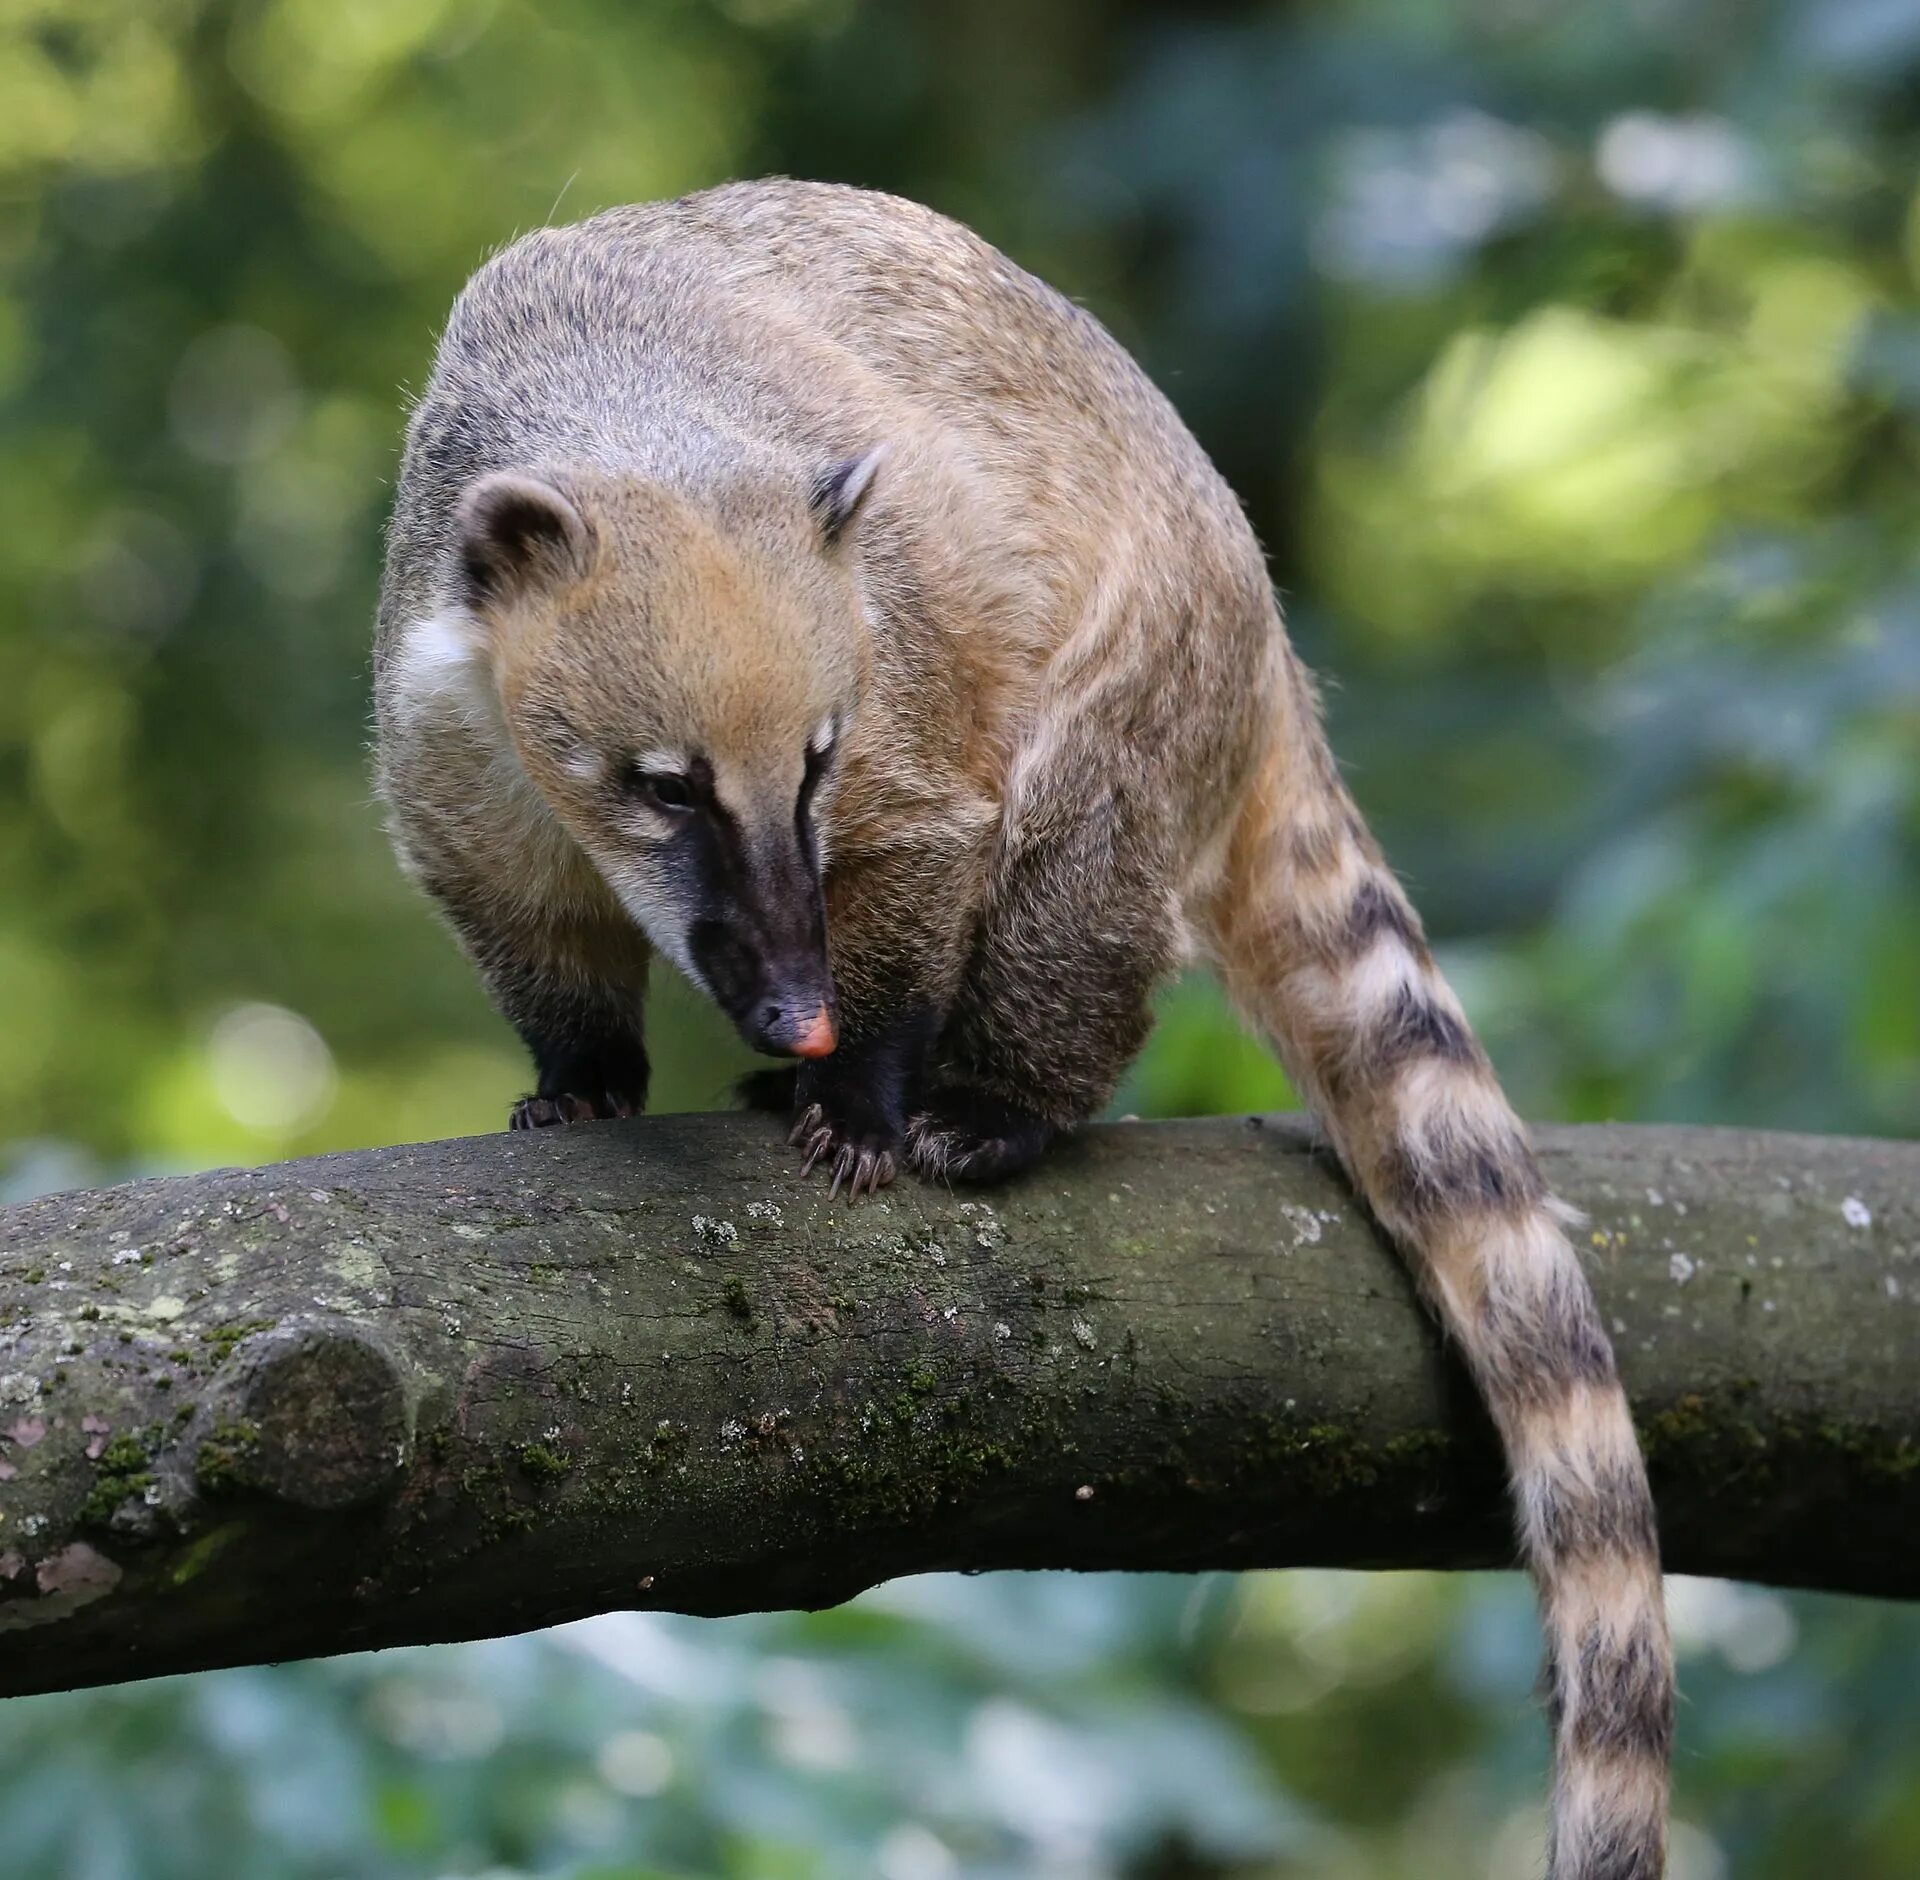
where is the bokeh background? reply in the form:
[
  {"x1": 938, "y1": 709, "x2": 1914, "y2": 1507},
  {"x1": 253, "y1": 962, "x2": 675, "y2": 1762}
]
[{"x1": 2, "y1": 0, "x2": 1917, "y2": 1874}]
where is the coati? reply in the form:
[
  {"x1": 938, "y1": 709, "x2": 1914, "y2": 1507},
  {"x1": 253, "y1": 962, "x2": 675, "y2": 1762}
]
[{"x1": 375, "y1": 179, "x2": 1671, "y2": 1877}]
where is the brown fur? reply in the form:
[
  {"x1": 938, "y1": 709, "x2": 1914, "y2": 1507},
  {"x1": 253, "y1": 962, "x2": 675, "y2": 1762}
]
[{"x1": 374, "y1": 180, "x2": 1671, "y2": 1873}]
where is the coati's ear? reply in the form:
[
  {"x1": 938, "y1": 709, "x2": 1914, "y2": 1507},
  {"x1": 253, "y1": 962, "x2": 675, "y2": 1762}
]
[
  {"x1": 809, "y1": 445, "x2": 886, "y2": 549},
  {"x1": 456, "y1": 472, "x2": 592, "y2": 610}
]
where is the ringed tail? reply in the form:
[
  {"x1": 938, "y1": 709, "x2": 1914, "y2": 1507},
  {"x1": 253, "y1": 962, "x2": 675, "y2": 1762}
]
[{"x1": 1204, "y1": 662, "x2": 1673, "y2": 1879}]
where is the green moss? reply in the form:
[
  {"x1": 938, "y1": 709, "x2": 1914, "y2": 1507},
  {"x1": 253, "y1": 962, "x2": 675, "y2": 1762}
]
[
  {"x1": 1124, "y1": 1407, "x2": 1470, "y2": 1506},
  {"x1": 820, "y1": 1414, "x2": 1020, "y2": 1527},
  {"x1": 80, "y1": 1431, "x2": 159, "y2": 1527},
  {"x1": 95, "y1": 1433, "x2": 148, "y2": 1473},
  {"x1": 199, "y1": 1320, "x2": 271, "y2": 1365},
  {"x1": 459, "y1": 1461, "x2": 503, "y2": 1501},
  {"x1": 810, "y1": 1376, "x2": 1061, "y2": 1531},
  {"x1": 168, "y1": 1520, "x2": 245, "y2": 1586},
  {"x1": 195, "y1": 1419, "x2": 262, "y2": 1496},
  {"x1": 720, "y1": 1276, "x2": 756, "y2": 1326},
  {"x1": 79, "y1": 1469, "x2": 151, "y2": 1524},
  {"x1": 1814, "y1": 1420, "x2": 1919, "y2": 1481},
  {"x1": 1641, "y1": 1390, "x2": 1920, "y2": 1496},
  {"x1": 517, "y1": 1441, "x2": 573, "y2": 1482}
]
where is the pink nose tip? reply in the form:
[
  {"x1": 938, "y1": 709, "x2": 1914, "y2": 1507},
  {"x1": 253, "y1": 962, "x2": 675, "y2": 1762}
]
[{"x1": 791, "y1": 1005, "x2": 838, "y2": 1058}]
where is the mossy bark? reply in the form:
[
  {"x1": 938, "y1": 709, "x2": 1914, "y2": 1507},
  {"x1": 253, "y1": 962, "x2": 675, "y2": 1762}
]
[{"x1": 0, "y1": 1114, "x2": 1914, "y2": 1698}]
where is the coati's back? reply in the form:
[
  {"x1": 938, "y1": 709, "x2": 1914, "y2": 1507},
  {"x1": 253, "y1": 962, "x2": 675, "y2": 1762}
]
[{"x1": 383, "y1": 180, "x2": 1238, "y2": 650}]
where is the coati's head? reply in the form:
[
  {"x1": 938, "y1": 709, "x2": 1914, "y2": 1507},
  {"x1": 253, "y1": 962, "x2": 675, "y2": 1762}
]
[{"x1": 451, "y1": 452, "x2": 885, "y2": 1059}]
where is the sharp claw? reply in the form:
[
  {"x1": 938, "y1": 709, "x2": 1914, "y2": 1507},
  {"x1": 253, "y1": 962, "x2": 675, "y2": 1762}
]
[
  {"x1": 800, "y1": 1126, "x2": 834, "y2": 1176},
  {"x1": 829, "y1": 1144, "x2": 855, "y2": 1200},
  {"x1": 788, "y1": 1104, "x2": 824, "y2": 1148}
]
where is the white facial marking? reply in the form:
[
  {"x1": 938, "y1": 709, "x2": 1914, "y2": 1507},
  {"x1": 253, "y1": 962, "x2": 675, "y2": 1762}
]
[
  {"x1": 387, "y1": 610, "x2": 585, "y2": 918},
  {"x1": 634, "y1": 748, "x2": 690, "y2": 777},
  {"x1": 598, "y1": 858, "x2": 700, "y2": 986},
  {"x1": 388, "y1": 610, "x2": 486, "y2": 723}
]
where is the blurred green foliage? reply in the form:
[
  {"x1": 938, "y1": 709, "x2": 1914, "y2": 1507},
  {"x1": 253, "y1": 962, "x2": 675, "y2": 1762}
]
[{"x1": 1, "y1": 0, "x2": 1916, "y2": 1875}]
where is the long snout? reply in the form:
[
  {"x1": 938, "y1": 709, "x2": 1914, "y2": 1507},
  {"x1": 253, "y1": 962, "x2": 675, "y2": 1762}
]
[{"x1": 684, "y1": 824, "x2": 839, "y2": 1059}]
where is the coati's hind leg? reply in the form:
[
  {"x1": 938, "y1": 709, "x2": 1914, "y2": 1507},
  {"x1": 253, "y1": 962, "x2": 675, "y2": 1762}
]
[
  {"x1": 904, "y1": 1081, "x2": 1056, "y2": 1184},
  {"x1": 909, "y1": 791, "x2": 1181, "y2": 1186},
  {"x1": 906, "y1": 575, "x2": 1257, "y2": 1186}
]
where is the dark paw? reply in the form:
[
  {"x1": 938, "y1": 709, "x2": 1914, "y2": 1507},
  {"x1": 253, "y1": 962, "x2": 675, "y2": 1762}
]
[
  {"x1": 509, "y1": 1089, "x2": 643, "y2": 1131},
  {"x1": 736, "y1": 1066, "x2": 799, "y2": 1115},
  {"x1": 906, "y1": 1084, "x2": 1056, "y2": 1184},
  {"x1": 788, "y1": 1101, "x2": 899, "y2": 1202}
]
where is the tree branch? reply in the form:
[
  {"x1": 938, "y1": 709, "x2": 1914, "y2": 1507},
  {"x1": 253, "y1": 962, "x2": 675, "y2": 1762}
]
[{"x1": 0, "y1": 1115, "x2": 1914, "y2": 1698}]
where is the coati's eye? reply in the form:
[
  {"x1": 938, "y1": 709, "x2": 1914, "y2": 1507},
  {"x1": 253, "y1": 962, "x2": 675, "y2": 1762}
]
[{"x1": 629, "y1": 767, "x2": 695, "y2": 813}]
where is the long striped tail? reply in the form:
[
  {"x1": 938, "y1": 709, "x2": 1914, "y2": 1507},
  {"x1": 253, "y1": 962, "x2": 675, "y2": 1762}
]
[{"x1": 1205, "y1": 696, "x2": 1672, "y2": 1878}]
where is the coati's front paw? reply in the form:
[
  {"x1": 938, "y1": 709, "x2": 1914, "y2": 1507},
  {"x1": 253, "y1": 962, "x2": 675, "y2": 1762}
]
[
  {"x1": 509, "y1": 1089, "x2": 643, "y2": 1130},
  {"x1": 788, "y1": 1101, "x2": 898, "y2": 1202},
  {"x1": 906, "y1": 1085, "x2": 1055, "y2": 1185}
]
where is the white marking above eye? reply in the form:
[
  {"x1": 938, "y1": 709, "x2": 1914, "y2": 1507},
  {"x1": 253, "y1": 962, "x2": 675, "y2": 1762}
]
[
  {"x1": 809, "y1": 716, "x2": 836, "y2": 758},
  {"x1": 635, "y1": 748, "x2": 691, "y2": 777}
]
